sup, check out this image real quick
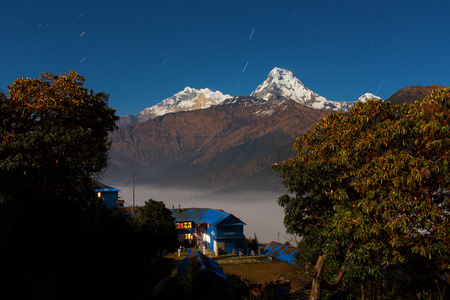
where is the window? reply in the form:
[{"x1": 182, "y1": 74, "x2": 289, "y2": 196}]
[
  {"x1": 183, "y1": 222, "x2": 192, "y2": 229},
  {"x1": 176, "y1": 222, "x2": 192, "y2": 229}
]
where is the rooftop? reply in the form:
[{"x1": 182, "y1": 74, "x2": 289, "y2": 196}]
[{"x1": 171, "y1": 207, "x2": 246, "y2": 226}]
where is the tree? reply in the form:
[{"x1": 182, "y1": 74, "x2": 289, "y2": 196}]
[
  {"x1": 273, "y1": 88, "x2": 450, "y2": 299},
  {"x1": 133, "y1": 199, "x2": 179, "y2": 253},
  {"x1": 0, "y1": 72, "x2": 119, "y2": 299},
  {"x1": 244, "y1": 233, "x2": 259, "y2": 253},
  {"x1": 0, "y1": 72, "x2": 118, "y2": 205}
]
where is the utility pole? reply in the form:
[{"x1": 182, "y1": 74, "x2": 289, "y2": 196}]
[{"x1": 132, "y1": 169, "x2": 135, "y2": 210}]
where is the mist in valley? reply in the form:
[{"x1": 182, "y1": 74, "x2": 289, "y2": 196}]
[{"x1": 112, "y1": 183, "x2": 294, "y2": 244}]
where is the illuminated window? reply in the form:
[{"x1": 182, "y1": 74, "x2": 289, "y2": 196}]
[
  {"x1": 184, "y1": 233, "x2": 193, "y2": 240},
  {"x1": 176, "y1": 222, "x2": 192, "y2": 229}
]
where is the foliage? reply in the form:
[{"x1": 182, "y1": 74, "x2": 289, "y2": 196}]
[
  {"x1": 245, "y1": 233, "x2": 259, "y2": 252},
  {"x1": 180, "y1": 257, "x2": 200, "y2": 296},
  {"x1": 0, "y1": 71, "x2": 118, "y2": 205},
  {"x1": 133, "y1": 199, "x2": 179, "y2": 253},
  {"x1": 0, "y1": 73, "x2": 173, "y2": 299},
  {"x1": 273, "y1": 88, "x2": 450, "y2": 297}
]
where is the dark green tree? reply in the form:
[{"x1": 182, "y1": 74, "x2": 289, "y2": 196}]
[
  {"x1": 0, "y1": 72, "x2": 120, "y2": 299},
  {"x1": 0, "y1": 71, "x2": 118, "y2": 205},
  {"x1": 244, "y1": 233, "x2": 259, "y2": 253},
  {"x1": 273, "y1": 88, "x2": 450, "y2": 299},
  {"x1": 134, "y1": 199, "x2": 179, "y2": 253}
]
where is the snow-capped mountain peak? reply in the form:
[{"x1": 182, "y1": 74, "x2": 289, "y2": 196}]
[
  {"x1": 116, "y1": 67, "x2": 383, "y2": 127},
  {"x1": 358, "y1": 93, "x2": 382, "y2": 102},
  {"x1": 251, "y1": 67, "x2": 352, "y2": 111},
  {"x1": 267, "y1": 67, "x2": 299, "y2": 83},
  {"x1": 135, "y1": 87, "x2": 232, "y2": 121},
  {"x1": 252, "y1": 67, "x2": 307, "y2": 100}
]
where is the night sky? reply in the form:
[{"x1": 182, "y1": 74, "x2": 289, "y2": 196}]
[{"x1": 2, "y1": 0, "x2": 449, "y2": 116}]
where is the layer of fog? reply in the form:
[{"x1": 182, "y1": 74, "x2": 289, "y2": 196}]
[{"x1": 112, "y1": 183, "x2": 295, "y2": 244}]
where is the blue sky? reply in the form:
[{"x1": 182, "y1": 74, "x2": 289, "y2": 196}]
[{"x1": 2, "y1": 0, "x2": 449, "y2": 116}]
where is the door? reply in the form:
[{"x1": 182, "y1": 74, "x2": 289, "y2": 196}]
[{"x1": 225, "y1": 240, "x2": 235, "y2": 254}]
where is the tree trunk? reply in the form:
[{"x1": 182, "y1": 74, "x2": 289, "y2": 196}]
[{"x1": 310, "y1": 254, "x2": 328, "y2": 300}]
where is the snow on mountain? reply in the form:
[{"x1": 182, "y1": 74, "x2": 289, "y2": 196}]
[
  {"x1": 136, "y1": 87, "x2": 232, "y2": 121},
  {"x1": 358, "y1": 92, "x2": 382, "y2": 102},
  {"x1": 251, "y1": 67, "x2": 354, "y2": 111},
  {"x1": 117, "y1": 67, "x2": 382, "y2": 127}
]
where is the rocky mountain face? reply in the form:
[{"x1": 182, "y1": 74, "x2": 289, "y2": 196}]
[
  {"x1": 106, "y1": 67, "x2": 387, "y2": 192},
  {"x1": 117, "y1": 67, "x2": 378, "y2": 127},
  {"x1": 106, "y1": 79, "x2": 446, "y2": 192},
  {"x1": 106, "y1": 96, "x2": 330, "y2": 192},
  {"x1": 116, "y1": 114, "x2": 139, "y2": 127}
]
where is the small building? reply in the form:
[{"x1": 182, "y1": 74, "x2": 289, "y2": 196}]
[
  {"x1": 171, "y1": 207, "x2": 246, "y2": 255},
  {"x1": 92, "y1": 181, "x2": 121, "y2": 209},
  {"x1": 264, "y1": 241, "x2": 298, "y2": 265}
]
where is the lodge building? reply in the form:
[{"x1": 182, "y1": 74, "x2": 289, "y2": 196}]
[
  {"x1": 92, "y1": 182, "x2": 245, "y2": 255},
  {"x1": 171, "y1": 207, "x2": 246, "y2": 255},
  {"x1": 93, "y1": 181, "x2": 122, "y2": 209}
]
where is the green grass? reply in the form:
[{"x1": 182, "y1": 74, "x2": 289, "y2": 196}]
[{"x1": 221, "y1": 260, "x2": 305, "y2": 284}]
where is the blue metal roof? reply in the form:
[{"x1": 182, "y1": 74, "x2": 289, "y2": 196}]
[
  {"x1": 171, "y1": 208, "x2": 209, "y2": 223},
  {"x1": 264, "y1": 241, "x2": 298, "y2": 265},
  {"x1": 177, "y1": 250, "x2": 228, "y2": 283},
  {"x1": 202, "y1": 209, "x2": 246, "y2": 226},
  {"x1": 171, "y1": 208, "x2": 246, "y2": 226}
]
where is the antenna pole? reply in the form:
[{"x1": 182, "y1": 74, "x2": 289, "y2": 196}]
[{"x1": 132, "y1": 169, "x2": 135, "y2": 209}]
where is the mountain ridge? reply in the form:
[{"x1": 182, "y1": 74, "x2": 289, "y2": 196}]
[
  {"x1": 106, "y1": 97, "x2": 330, "y2": 191},
  {"x1": 250, "y1": 67, "x2": 355, "y2": 111},
  {"x1": 106, "y1": 84, "x2": 445, "y2": 192},
  {"x1": 386, "y1": 85, "x2": 445, "y2": 105},
  {"x1": 116, "y1": 67, "x2": 379, "y2": 127}
]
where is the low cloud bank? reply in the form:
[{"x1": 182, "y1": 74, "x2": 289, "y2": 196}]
[{"x1": 111, "y1": 183, "x2": 293, "y2": 244}]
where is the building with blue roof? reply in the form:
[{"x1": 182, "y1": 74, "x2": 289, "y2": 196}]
[
  {"x1": 171, "y1": 207, "x2": 246, "y2": 255},
  {"x1": 264, "y1": 241, "x2": 298, "y2": 265},
  {"x1": 92, "y1": 181, "x2": 121, "y2": 209}
]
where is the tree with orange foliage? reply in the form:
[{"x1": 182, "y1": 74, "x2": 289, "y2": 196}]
[
  {"x1": 0, "y1": 72, "x2": 118, "y2": 204},
  {"x1": 273, "y1": 88, "x2": 450, "y2": 299},
  {"x1": 0, "y1": 73, "x2": 119, "y2": 298}
]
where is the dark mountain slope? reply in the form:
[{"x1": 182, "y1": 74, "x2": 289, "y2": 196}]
[
  {"x1": 106, "y1": 97, "x2": 330, "y2": 191},
  {"x1": 386, "y1": 85, "x2": 445, "y2": 105}
]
